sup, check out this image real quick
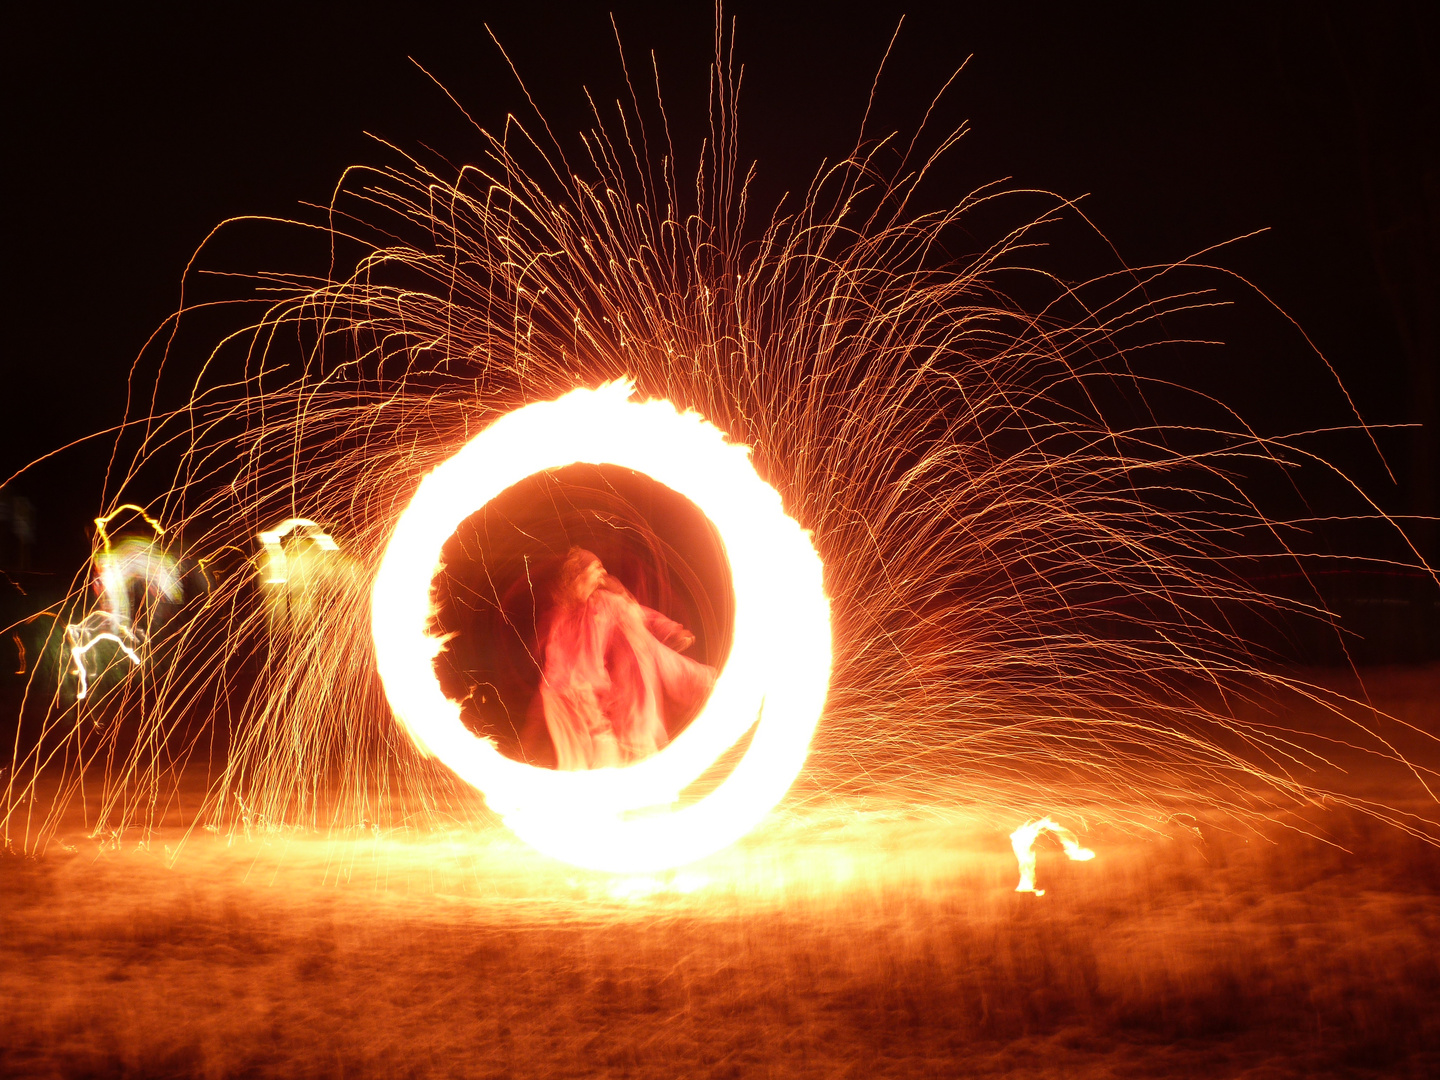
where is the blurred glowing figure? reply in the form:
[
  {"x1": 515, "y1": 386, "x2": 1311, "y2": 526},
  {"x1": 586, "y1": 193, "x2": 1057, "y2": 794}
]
[
  {"x1": 1010, "y1": 817, "x2": 1095, "y2": 896},
  {"x1": 66, "y1": 506, "x2": 180, "y2": 699},
  {"x1": 258, "y1": 518, "x2": 347, "y2": 631},
  {"x1": 94, "y1": 537, "x2": 182, "y2": 624},
  {"x1": 536, "y1": 547, "x2": 715, "y2": 770},
  {"x1": 258, "y1": 518, "x2": 339, "y2": 584}
]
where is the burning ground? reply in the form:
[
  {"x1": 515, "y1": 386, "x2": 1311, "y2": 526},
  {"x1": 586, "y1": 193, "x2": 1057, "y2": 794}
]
[{"x1": 2, "y1": 666, "x2": 1438, "y2": 1079}]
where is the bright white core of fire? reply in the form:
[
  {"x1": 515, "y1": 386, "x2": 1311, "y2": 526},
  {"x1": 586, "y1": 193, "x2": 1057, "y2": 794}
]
[{"x1": 371, "y1": 381, "x2": 832, "y2": 872}]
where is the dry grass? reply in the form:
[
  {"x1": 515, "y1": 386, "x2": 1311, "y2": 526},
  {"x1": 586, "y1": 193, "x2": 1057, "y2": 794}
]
[{"x1": 3, "y1": 806, "x2": 1438, "y2": 1078}]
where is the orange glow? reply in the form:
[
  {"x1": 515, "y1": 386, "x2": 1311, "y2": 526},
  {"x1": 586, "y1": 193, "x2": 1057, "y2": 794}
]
[{"x1": 372, "y1": 381, "x2": 832, "y2": 872}]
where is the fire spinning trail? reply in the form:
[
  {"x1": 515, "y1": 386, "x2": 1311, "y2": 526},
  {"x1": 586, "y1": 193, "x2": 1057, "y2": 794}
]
[
  {"x1": 2, "y1": 33, "x2": 1436, "y2": 870},
  {"x1": 371, "y1": 383, "x2": 829, "y2": 871}
]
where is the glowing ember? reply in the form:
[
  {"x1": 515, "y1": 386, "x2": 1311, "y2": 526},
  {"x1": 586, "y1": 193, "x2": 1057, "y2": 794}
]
[
  {"x1": 371, "y1": 380, "x2": 832, "y2": 872},
  {"x1": 1010, "y1": 817, "x2": 1095, "y2": 896}
]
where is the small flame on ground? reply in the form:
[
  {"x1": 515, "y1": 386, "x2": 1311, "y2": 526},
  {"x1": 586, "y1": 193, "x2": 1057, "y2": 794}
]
[{"x1": 1010, "y1": 817, "x2": 1095, "y2": 896}]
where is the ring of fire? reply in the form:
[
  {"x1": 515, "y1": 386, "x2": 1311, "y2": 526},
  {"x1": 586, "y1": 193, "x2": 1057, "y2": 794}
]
[{"x1": 371, "y1": 381, "x2": 832, "y2": 872}]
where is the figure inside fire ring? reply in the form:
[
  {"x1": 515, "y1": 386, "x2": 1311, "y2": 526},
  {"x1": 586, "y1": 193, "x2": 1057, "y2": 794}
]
[{"x1": 529, "y1": 547, "x2": 714, "y2": 769}]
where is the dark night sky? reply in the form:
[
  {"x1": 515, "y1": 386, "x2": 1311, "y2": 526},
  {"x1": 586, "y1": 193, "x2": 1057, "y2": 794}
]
[{"x1": 4, "y1": 2, "x2": 1436, "y2": 580}]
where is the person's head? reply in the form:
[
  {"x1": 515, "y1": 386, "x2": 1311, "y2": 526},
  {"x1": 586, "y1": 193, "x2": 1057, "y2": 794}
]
[{"x1": 556, "y1": 547, "x2": 604, "y2": 604}]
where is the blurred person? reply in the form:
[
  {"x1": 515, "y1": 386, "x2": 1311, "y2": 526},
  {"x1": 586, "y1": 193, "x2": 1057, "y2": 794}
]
[{"x1": 533, "y1": 547, "x2": 715, "y2": 769}]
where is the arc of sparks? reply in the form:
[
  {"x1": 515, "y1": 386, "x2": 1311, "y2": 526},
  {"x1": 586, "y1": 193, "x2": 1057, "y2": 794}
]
[{"x1": 11, "y1": 26, "x2": 1436, "y2": 862}]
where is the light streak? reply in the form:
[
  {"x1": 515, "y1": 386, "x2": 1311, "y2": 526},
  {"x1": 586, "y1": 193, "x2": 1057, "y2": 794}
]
[
  {"x1": 93, "y1": 504, "x2": 166, "y2": 551},
  {"x1": 1010, "y1": 817, "x2": 1095, "y2": 896},
  {"x1": 65, "y1": 612, "x2": 144, "y2": 701},
  {"x1": 372, "y1": 381, "x2": 832, "y2": 871},
  {"x1": 603, "y1": 872, "x2": 709, "y2": 900}
]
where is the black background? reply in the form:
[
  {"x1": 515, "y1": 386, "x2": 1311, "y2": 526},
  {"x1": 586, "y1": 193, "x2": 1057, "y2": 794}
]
[{"x1": 3, "y1": 1, "x2": 1435, "y2": 651}]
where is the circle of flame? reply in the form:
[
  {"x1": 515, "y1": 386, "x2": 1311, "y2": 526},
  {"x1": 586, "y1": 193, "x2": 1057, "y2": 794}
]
[{"x1": 371, "y1": 381, "x2": 832, "y2": 872}]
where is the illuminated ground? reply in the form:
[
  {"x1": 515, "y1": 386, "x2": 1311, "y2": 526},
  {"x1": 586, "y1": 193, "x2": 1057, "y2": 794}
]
[{"x1": 3, "y1": 670, "x2": 1439, "y2": 1078}]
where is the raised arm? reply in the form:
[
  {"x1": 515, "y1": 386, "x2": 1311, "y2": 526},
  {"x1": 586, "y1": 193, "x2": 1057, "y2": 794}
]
[{"x1": 641, "y1": 605, "x2": 694, "y2": 652}]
